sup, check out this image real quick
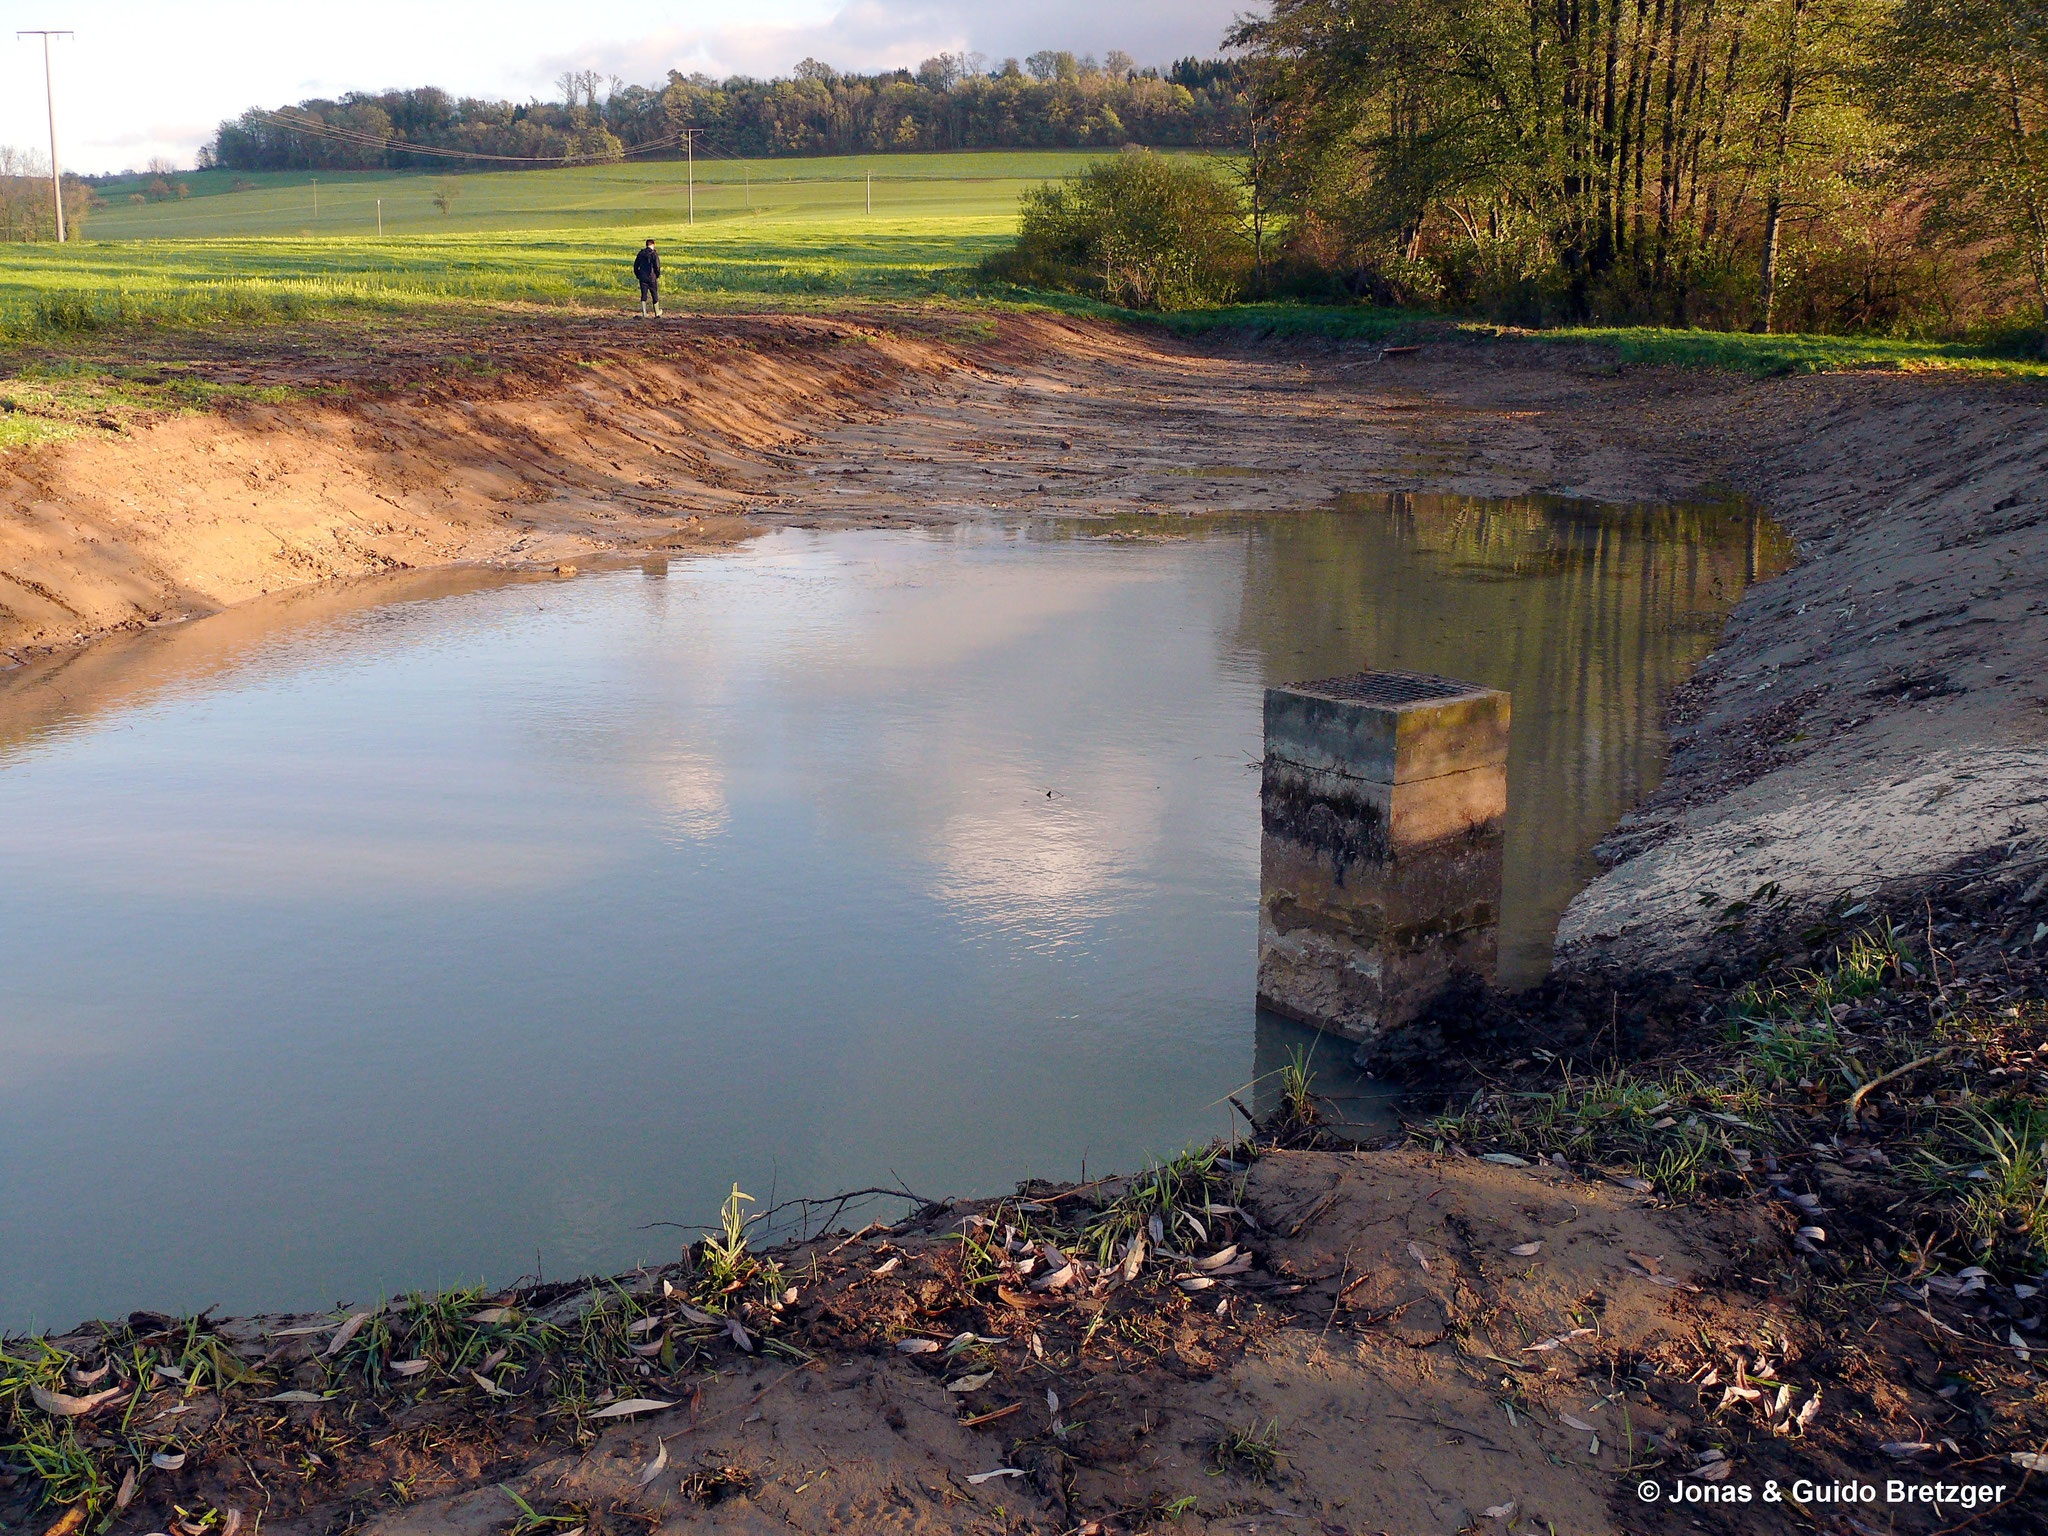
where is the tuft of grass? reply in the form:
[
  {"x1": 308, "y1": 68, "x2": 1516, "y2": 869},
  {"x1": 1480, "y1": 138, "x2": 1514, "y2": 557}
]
[
  {"x1": 1083, "y1": 1145, "x2": 1244, "y2": 1263},
  {"x1": 0, "y1": 1340, "x2": 120, "y2": 1517},
  {"x1": 1952, "y1": 1108, "x2": 2048, "y2": 1271},
  {"x1": 1211, "y1": 1417, "x2": 1283, "y2": 1481}
]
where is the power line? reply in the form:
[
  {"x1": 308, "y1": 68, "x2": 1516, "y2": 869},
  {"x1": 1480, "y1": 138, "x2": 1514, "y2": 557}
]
[{"x1": 17, "y1": 30, "x2": 73, "y2": 243}]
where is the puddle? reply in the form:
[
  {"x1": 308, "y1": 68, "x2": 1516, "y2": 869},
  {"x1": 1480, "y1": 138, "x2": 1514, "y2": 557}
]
[{"x1": 0, "y1": 496, "x2": 1789, "y2": 1329}]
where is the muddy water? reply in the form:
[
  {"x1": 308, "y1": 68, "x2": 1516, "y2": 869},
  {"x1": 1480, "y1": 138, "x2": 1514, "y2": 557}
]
[{"x1": 0, "y1": 497, "x2": 1787, "y2": 1329}]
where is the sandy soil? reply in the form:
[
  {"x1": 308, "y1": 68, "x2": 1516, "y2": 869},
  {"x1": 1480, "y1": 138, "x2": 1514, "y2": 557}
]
[{"x1": 13, "y1": 1145, "x2": 1896, "y2": 1536}]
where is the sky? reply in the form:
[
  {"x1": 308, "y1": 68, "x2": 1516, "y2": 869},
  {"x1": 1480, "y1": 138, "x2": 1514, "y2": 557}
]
[{"x1": 0, "y1": 0, "x2": 1250, "y2": 175}]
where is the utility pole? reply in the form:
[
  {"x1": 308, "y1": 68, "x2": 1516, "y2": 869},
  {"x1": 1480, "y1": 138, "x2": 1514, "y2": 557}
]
[
  {"x1": 376, "y1": 198, "x2": 383, "y2": 237},
  {"x1": 311, "y1": 178, "x2": 319, "y2": 218},
  {"x1": 18, "y1": 30, "x2": 74, "y2": 243},
  {"x1": 685, "y1": 128, "x2": 694, "y2": 226},
  {"x1": 865, "y1": 170, "x2": 871, "y2": 213}
]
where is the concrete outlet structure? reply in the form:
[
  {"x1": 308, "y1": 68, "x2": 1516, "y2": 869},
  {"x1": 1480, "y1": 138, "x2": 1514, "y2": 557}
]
[{"x1": 1257, "y1": 669, "x2": 1510, "y2": 1055}]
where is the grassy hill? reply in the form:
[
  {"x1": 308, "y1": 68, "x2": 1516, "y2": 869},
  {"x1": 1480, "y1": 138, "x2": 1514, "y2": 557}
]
[
  {"x1": 78, "y1": 151, "x2": 1125, "y2": 240},
  {"x1": 0, "y1": 150, "x2": 1161, "y2": 336}
]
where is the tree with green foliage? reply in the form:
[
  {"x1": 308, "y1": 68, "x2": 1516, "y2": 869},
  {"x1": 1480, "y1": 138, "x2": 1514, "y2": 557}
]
[
  {"x1": 1876, "y1": 0, "x2": 2048, "y2": 322},
  {"x1": 1229, "y1": 0, "x2": 1891, "y2": 328},
  {"x1": 206, "y1": 57, "x2": 1250, "y2": 174},
  {"x1": 987, "y1": 150, "x2": 1252, "y2": 309}
]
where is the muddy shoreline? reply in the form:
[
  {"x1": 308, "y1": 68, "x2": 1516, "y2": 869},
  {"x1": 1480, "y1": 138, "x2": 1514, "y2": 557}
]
[{"x1": 5, "y1": 313, "x2": 2047, "y2": 1533}]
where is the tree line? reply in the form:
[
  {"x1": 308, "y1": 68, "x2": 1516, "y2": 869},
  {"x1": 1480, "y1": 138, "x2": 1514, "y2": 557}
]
[
  {"x1": 202, "y1": 53, "x2": 1250, "y2": 173},
  {"x1": 1227, "y1": 0, "x2": 2048, "y2": 330},
  {"x1": 0, "y1": 147, "x2": 94, "y2": 242}
]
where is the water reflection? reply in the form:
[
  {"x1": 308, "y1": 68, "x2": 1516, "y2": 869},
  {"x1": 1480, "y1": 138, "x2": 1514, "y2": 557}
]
[{"x1": 0, "y1": 501, "x2": 1786, "y2": 1330}]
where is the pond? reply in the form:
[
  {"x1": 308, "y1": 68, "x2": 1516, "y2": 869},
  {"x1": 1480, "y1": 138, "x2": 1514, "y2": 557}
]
[{"x1": 0, "y1": 496, "x2": 1789, "y2": 1331}]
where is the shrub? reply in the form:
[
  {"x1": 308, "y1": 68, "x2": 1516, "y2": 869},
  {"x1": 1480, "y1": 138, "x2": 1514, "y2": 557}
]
[{"x1": 983, "y1": 149, "x2": 1250, "y2": 310}]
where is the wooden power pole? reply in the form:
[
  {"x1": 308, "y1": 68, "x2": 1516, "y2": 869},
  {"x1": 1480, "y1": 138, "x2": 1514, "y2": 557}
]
[{"x1": 17, "y1": 30, "x2": 74, "y2": 243}]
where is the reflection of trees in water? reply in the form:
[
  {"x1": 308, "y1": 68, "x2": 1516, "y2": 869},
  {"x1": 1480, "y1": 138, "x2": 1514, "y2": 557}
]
[{"x1": 1233, "y1": 494, "x2": 1792, "y2": 984}]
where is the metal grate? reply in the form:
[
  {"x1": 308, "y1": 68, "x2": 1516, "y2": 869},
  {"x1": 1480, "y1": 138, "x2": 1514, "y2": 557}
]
[{"x1": 1290, "y1": 669, "x2": 1479, "y2": 706}]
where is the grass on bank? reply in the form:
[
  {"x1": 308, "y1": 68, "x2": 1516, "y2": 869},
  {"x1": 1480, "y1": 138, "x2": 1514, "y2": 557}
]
[
  {"x1": 1420, "y1": 906, "x2": 2048, "y2": 1276},
  {"x1": 1, "y1": 144, "x2": 2043, "y2": 433}
]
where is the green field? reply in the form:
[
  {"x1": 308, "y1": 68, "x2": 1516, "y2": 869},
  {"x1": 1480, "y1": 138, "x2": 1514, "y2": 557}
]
[
  {"x1": 81, "y1": 150, "x2": 1122, "y2": 240},
  {"x1": 0, "y1": 151, "x2": 1142, "y2": 339},
  {"x1": 0, "y1": 149, "x2": 2040, "y2": 381}
]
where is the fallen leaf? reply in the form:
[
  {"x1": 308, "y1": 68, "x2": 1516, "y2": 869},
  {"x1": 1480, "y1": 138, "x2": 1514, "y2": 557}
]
[
  {"x1": 590, "y1": 1398, "x2": 675, "y2": 1419},
  {"x1": 30, "y1": 1385, "x2": 125, "y2": 1418},
  {"x1": 896, "y1": 1339, "x2": 941, "y2": 1354},
  {"x1": 389, "y1": 1360, "x2": 430, "y2": 1378},
  {"x1": 1796, "y1": 1390, "x2": 1822, "y2": 1431},
  {"x1": 724, "y1": 1316, "x2": 754, "y2": 1353},
  {"x1": 1610, "y1": 1175, "x2": 1654, "y2": 1194},
  {"x1": 70, "y1": 1363, "x2": 111, "y2": 1389},
  {"x1": 636, "y1": 1439, "x2": 668, "y2": 1487},
  {"x1": 1030, "y1": 1263, "x2": 1077, "y2": 1292},
  {"x1": 2010, "y1": 1451, "x2": 2048, "y2": 1472},
  {"x1": 321, "y1": 1312, "x2": 372, "y2": 1360},
  {"x1": 1880, "y1": 1441, "x2": 1936, "y2": 1457},
  {"x1": 966, "y1": 1468, "x2": 1026, "y2": 1485},
  {"x1": 1524, "y1": 1328, "x2": 1596, "y2": 1353},
  {"x1": 1408, "y1": 1242, "x2": 1431, "y2": 1274},
  {"x1": 1118, "y1": 1237, "x2": 1146, "y2": 1283},
  {"x1": 469, "y1": 1307, "x2": 514, "y2": 1325},
  {"x1": 944, "y1": 1332, "x2": 978, "y2": 1353},
  {"x1": 471, "y1": 1372, "x2": 511, "y2": 1398},
  {"x1": 1509, "y1": 1242, "x2": 1543, "y2": 1257},
  {"x1": 1626, "y1": 1251, "x2": 1663, "y2": 1275},
  {"x1": 1697, "y1": 1460, "x2": 1734, "y2": 1482},
  {"x1": 1193, "y1": 1245, "x2": 1240, "y2": 1272},
  {"x1": 1481, "y1": 1153, "x2": 1530, "y2": 1167},
  {"x1": 1482, "y1": 1502, "x2": 1516, "y2": 1520},
  {"x1": 1178, "y1": 1276, "x2": 1216, "y2": 1292},
  {"x1": 946, "y1": 1371, "x2": 994, "y2": 1394},
  {"x1": 116, "y1": 1466, "x2": 138, "y2": 1508},
  {"x1": 151, "y1": 1452, "x2": 186, "y2": 1471},
  {"x1": 259, "y1": 1391, "x2": 326, "y2": 1404},
  {"x1": 1797, "y1": 1227, "x2": 1826, "y2": 1242},
  {"x1": 674, "y1": 1302, "x2": 719, "y2": 1327},
  {"x1": 1046, "y1": 1389, "x2": 1060, "y2": 1413},
  {"x1": 1561, "y1": 1413, "x2": 1596, "y2": 1432},
  {"x1": 1650, "y1": 1117, "x2": 1677, "y2": 1130},
  {"x1": 626, "y1": 1317, "x2": 660, "y2": 1335},
  {"x1": 872, "y1": 1257, "x2": 902, "y2": 1277}
]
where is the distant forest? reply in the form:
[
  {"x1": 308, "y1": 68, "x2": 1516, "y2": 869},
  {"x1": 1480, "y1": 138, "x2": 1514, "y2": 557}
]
[{"x1": 202, "y1": 53, "x2": 1251, "y2": 172}]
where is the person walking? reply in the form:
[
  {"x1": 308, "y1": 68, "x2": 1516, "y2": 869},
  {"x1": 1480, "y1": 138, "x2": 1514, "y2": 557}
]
[{"x1": 633, "y1": 239, "x2": 662, "y2": 317}]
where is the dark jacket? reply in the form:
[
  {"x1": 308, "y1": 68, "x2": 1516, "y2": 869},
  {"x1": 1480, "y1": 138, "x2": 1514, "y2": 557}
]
[{"x1": 634, "y1": 246, "x2": 660, "y2": 283}]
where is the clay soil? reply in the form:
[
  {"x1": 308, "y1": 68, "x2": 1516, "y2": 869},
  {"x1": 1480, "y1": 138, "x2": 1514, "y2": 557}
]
[{"x1": 4, "y1": 309, "x2": 2047, "y2": 1536}]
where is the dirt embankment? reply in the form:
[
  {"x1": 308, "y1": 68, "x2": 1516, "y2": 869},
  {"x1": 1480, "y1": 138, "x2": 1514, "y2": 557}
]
[
  {"x1": 1557, "y1": 372, "x2": 2048, "y2": 960},
  {"x1": 0, "y1": 315, "x2": 965, "y2": 658}
]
